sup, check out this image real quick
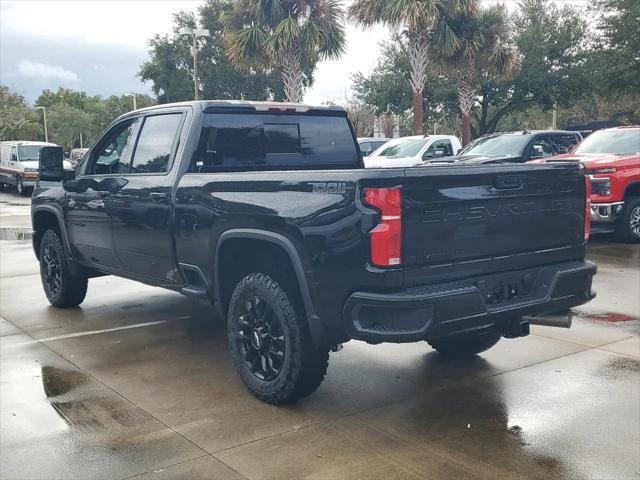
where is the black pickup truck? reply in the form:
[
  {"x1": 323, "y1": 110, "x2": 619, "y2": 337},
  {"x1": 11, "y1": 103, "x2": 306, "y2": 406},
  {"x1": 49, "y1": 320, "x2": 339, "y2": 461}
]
[{"x1": 32, "y1": 101, "x2": 596, "y2": 404}]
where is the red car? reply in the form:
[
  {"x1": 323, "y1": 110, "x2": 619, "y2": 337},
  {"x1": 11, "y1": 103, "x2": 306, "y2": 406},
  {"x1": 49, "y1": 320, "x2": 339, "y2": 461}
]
[{"x1": 554, "y1": 126, "x2": 640, "y2": 242}]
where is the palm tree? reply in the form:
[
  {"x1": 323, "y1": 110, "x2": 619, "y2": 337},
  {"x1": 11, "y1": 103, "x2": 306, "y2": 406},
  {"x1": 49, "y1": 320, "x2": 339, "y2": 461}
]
[
  {"x1": 432, "y1": 5, "x2": 519, "y2": 145},
  {"x1": 224, "y1": 0, "x2": 346, "y2": 103},
  {"x1": 349, "y1": 0, "x2": 477, "y2": 134}
]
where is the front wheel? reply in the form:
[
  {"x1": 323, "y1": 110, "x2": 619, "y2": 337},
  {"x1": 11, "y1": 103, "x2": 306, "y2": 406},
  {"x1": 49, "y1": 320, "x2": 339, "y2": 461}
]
[
  {"x1": 615, "y1": 197, "x2": 640, "y2": 243},
  {"x1": 428, "y1": 330, "x2": 501, "y2": 359},
  {"x1": 16, "y1": 176, "x2": 29, "y2": 196},
  {"x1": 39, "y1": 230, "x2": 88, "y2": 308},
  {"x1": 227, "y1": 273, "x2": 329, "y2": 404}
]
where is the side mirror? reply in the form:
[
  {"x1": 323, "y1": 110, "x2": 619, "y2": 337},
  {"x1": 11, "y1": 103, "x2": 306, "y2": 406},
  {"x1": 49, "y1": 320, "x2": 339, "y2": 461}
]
[
  {"x1": 433, "y1": 149, "x2": 446, "y2": 158},
  {"x1": 10, "y1": 154, "x2": 17, "y2": 162},
  {"x1": 531, "y1": 145, "x2": 545, "y2": 157},
  {"x1": 39, "y1": 146, "x2": 65, "y2": 182}
]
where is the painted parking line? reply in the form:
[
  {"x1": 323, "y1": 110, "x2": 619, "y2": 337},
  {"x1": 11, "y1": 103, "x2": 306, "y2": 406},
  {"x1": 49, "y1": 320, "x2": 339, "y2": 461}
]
[{"x1": 1, "y1": 319, "x2": 172, "y2": 349}]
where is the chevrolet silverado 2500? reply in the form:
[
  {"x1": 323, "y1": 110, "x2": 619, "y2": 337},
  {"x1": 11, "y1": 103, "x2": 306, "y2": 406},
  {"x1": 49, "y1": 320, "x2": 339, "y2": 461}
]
[{"x1": 32, "y1": 101, "x2": 596, "y2": 404}]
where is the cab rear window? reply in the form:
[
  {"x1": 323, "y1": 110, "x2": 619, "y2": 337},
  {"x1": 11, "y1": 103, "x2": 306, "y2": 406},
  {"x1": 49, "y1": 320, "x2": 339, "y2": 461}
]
[{"x1": 191, "y1": 114, "x2": 359, "y2": 172}]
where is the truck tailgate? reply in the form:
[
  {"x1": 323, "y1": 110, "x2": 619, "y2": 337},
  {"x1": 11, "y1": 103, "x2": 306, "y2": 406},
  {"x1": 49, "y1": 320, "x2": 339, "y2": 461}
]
[{"x1": 402, "y1": 163, "x2": 587, "y2": 284}]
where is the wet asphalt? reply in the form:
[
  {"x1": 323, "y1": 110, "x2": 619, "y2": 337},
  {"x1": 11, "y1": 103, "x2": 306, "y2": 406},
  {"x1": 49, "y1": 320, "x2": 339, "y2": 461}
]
[{"x1": 0, "y1": 192, "x2": 639, "y2": 480}]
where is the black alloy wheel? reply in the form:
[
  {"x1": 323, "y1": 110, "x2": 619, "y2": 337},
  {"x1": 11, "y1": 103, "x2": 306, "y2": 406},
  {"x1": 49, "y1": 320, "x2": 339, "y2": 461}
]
[
  {"x1": 235, "y1": 296, "x2": 286, "y2": 381},
  {"x1": 42, "y1": 244, "x2": 62, "y2": 299}
]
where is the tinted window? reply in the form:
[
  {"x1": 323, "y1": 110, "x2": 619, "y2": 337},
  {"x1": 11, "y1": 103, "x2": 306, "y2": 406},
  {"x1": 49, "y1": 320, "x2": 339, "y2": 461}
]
[
  {"x1": 264, "y1": 124, "x2": 300, "y2": 153},
  {"x1": 191, "y1": 113, "x2": 358, "y2": 172},
  {"x1": 551, "y1": 134, "x2": 580, "y2": 153},
  {"x1": 131, "y1": 114, "x2": 182, "y2": 173},
  {"x1": 528, "y1": 136, "x2": 554, "y2": 158},
  {"x1": 91, "y1": 120, "x2": 137, "y2": 175}
]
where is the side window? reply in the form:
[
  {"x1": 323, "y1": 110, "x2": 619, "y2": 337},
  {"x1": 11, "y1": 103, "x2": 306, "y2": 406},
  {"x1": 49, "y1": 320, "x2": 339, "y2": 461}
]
[
  {"x1": 10, "y1": 147, "x2": 17, "y2": 162},
  {"x1": 360, "y1": 142, "x2": 372, "y2": 156},
  {"x1": 528, "y1": 136, "x2": 554, "y2": 159},
  {"x1": 191, "y1": 113, "x2": 359, "y2": 172},
  {"x1": 423, "y1": 139, "x2": 453, "y2": 159},
  {"x1": 552, "y1": 134, "x2": 579, "y2": 154},
  {"x1": 90, "y1": 120, "x2": 137, "y2": 175},
  {"x1": 130, "y1": 114, "x2": 182, "y2": 174}
]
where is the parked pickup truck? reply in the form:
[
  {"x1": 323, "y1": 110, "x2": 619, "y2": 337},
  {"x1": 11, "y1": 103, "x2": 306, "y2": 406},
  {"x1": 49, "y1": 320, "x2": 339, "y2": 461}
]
[
  {"x1": 33, "y1": 101, "x2": 596, "y2": 404},
  {"x1": 554, "y1": 126, "x2": 640, "y2": 242}
]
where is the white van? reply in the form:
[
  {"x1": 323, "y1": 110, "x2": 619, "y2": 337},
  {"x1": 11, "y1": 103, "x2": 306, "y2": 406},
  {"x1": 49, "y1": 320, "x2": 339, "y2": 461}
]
[{"x1": 0, "y1": 141, "x2": 58, "y2": 195}]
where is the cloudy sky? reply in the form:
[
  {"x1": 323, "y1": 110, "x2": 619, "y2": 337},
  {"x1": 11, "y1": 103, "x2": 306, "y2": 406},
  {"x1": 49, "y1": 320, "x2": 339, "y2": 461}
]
[
  {"x1": 1, "y1": 0, "x2": 585, "y2": 105},
  {"x1": 0, "y1": 0, "x2": 388, "y2": 105}
]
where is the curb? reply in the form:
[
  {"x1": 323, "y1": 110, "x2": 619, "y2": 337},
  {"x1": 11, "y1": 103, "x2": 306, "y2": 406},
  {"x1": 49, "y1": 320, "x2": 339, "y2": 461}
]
[{"x1": 0, "y1": 227, "x2": 33, "y2": 241}]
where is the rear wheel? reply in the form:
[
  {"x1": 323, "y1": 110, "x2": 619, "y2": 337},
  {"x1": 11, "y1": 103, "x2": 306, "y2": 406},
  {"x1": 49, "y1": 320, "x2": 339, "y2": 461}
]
[
  {"x1": 227, "y1": 273, "x2": 329, "y2": 404},
  {"x1": 428, "y1": 330, "x2": 501, "y2": 359},
  {"x1": 615, "y1": 197, "x2": 640, "y2": 243},
  {"x1": 39, "y1": 230, "x2": 88, "y2": 308}
]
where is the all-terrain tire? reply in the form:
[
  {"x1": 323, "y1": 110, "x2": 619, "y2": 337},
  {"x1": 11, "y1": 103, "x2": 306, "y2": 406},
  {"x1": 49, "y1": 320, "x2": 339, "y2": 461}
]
[
  {"x1": 428, "y1": 330, "x2": 501, "y2": 358},
  {"x1": 227, "y1": 273, "x2": 329, "y2": 404},
  {"x1": 615, "y1": 197, "x2": 640, "y2": 243},
  {"x1": 39, "y1": 229, "x2": 88, "y2": 308}
]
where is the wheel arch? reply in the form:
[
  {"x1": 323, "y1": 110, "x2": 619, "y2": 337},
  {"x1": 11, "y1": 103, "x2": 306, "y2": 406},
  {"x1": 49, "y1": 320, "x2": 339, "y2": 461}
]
[
  {"x1": 623, "y1": 181, "x2": 640, "y2": 198},
  {"x1": 32, "y1": 206, "x2": 72, "y2": 258},
  {"x1": 214, "y1": 229, "x2": 325, "y2": 344}
]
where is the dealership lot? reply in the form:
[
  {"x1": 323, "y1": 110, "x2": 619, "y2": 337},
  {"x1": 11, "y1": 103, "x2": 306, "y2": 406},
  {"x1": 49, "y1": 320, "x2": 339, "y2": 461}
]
[{"x1": 1, "y1": 193, "x2": 638, "y2": 480}]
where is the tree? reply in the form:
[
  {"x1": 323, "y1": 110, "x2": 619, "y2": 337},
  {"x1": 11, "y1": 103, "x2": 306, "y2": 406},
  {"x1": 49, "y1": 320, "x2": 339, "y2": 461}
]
[
  {"x1": 468, "y1": 0, "x2": 590, "y2": 136},
  {"x1": 0, "y1": 86, "x2": 42, "y2": 141},
  {"x1": 344, "y1": 100, "x2": 375, "y2": 136},
  {"x1": 591, "y1": 0, "x2": 640, "y2": 94},
  {"x1": 349, "y1": 0, "x2": 476, "y2": 134},
  {"x1": 431, "y1": 4, "x2": 518, "y2": 145},
  {"x1": 140, "y1": 1, "x2": 282, "y2": 103},
  {"x1": 34, "y1": 88, "x2": 155, "y2": 149},
  {"x1": 351, "y1": 35, "x2": 459, "y2": 132},
  {"x1": 224, "y1": 0, "x2": 346, "y2": 103}
]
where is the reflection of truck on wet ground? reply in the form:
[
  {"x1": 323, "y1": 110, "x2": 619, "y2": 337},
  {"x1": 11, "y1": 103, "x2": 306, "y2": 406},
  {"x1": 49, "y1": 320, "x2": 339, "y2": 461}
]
[{"x1": 32, "y1": 100, "x2": 596, "y2": 404}]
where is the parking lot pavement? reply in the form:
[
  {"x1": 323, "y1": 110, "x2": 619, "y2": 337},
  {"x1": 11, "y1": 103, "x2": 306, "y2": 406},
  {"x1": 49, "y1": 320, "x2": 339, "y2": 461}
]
[
  {"x1": 0, "y1": 192, "x2": 32, "y2": 240},
  {"x1": 1, "y1": 224, "x2": 638, "y2": 479}
]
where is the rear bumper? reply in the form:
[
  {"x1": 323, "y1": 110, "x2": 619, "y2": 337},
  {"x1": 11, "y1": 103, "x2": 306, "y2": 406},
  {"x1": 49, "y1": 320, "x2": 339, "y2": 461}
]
[{"x1": 343, "y1": 260, "x2": 597, "y2": 343}]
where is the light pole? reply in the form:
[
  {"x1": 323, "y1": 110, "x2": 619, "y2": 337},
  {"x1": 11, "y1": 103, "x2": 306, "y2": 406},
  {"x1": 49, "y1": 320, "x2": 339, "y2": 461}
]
[
  {"x1": 124, "y1": 93, "x2": 137, "y2": 111},
  {"x1": 179, "y1": 26, "x2": 210, "y2": 100},
  {"x1": 35, "y1": 106, "x2": 48, "y2": 142}
]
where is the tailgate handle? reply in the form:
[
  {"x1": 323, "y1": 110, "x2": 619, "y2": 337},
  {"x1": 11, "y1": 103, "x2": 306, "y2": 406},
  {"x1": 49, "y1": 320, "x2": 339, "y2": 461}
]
[{"x1": 494, "y1": 175, "x2": 524, "y2": 190}]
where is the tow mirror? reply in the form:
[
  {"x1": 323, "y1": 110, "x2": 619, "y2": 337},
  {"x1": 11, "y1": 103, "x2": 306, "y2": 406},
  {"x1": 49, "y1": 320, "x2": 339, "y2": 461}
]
[
  {"x1": 39, "y1": 146, "x2": 65, "y2": 182},
  {"x1": 433, "y1": 149, "x2": 446, "y2": 158}
]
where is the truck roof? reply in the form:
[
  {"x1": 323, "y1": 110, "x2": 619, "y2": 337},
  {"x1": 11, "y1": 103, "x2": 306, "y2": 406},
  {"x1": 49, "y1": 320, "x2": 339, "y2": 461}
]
[{"x1": 133, "y1": 100, "x2": 346, "y2": 115}]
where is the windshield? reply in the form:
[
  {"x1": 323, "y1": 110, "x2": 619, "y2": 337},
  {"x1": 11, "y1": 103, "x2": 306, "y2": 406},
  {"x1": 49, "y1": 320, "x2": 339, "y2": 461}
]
[
  {"x1": 17, "y1": 145, "x2": 43, "y2": 161},
  {"x1": 573, "y1": 129, "x2": 640, "y2": 155},
  {"x1": 374, "y1": 138, "x2": 428, "y2": 159},
  {"x1": 459, "y1": 134, "x2": 531, "y2": 156}
]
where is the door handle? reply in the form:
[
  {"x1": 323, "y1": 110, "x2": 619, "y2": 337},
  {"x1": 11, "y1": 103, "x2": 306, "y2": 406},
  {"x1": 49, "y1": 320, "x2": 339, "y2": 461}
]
[{"x1": 149, "y1": 192, "x2": 167, "y2": 202}]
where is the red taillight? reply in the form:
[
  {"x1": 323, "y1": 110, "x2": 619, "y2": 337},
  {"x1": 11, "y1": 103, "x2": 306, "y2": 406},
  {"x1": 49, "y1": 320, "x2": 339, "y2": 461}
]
[
  {"x1": 363, "y1": 187, "x2": 402, "y2": 267},
  {"x1": 584, "y1": 175, "x2": 592, "y2": 241}
]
